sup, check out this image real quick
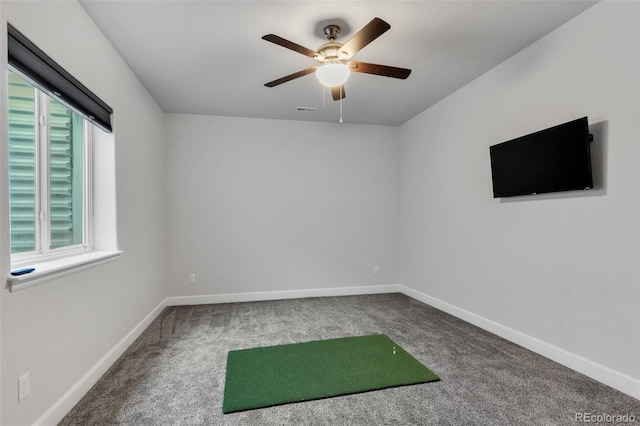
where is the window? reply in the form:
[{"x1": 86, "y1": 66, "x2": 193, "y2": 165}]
[
  {"x1": 8, "y1": 69, "x2": 92, "y2": 263},
  {"x1": 6, "y1": 23, "x2": 118, "y2": 290}
]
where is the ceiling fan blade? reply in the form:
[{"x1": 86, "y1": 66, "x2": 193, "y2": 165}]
[
  {"x1": 349, "y1": 61, "x2": 411, "y2": 79},
  {"x1": 340, "y1": 18, "x2": 390, "y2": 58},
  {"x1": 262, "y1": 34, "x2": 319, "y2": 59},
  {"x1": 264, "y1": 67, "x2": 318, "y2": 87},
  {"x1": 330, "y1": 85, "x2": 346, "y2": 101}
]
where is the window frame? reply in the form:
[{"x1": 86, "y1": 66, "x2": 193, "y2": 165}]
[{"x1": 8, "y1": 67, "x2": 94, "y2": 268}]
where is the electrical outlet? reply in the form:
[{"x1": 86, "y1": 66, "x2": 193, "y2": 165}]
[
  {"x1": 18, "y1": 372, "x2": 30, "y2": 402},
  {"x1": 373, "y1": 266, "x2": 380, "y2": 275},
  {"x1": 188, "y1": 273, "x2": 196, "y2": 284}
]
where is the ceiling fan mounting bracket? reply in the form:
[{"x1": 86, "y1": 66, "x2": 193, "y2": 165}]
[{"x1": 323, "y1": 24, "x2": 341, "y2": 42}]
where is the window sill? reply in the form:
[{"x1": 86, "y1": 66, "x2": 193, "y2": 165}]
[{"x1": 7, "y1": 250, "x2": 122, "y2": 292}]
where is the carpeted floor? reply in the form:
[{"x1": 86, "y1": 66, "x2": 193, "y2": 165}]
[{"x1": 60, "y1": 293, "x2": 639, "y2": 425}]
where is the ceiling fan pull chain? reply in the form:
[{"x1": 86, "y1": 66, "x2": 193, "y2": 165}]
[
  {"x1": 323, "y1": 85, "x2": 326, "y2": 112},
  {"x1": 339, "y1": 86, "x2": 343, "y2": 123}
]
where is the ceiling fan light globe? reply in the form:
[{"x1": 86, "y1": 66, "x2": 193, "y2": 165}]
[{"x1": 316, "y1": 63, "x2": 350, "y2": 87}]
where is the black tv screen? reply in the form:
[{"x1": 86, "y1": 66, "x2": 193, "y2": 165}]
[{"x1": 489, "y1": 117, "x2": 593, "y2": 198}]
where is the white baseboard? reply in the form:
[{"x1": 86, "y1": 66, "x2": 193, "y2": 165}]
[
  {"x1": 165, "y1": 284, "x2": 403, "y2": 306},
  {"x1": 33, "y1": 299, "x2": 168, "y2": 426},
  {"x1": 399, "y1": 285, "x2": 640, "y2": 400}
]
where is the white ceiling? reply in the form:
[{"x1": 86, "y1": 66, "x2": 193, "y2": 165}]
[{"x1": 79, "y1": 1, "x2": 597, "y2": 126}]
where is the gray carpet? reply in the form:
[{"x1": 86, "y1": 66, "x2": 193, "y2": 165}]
[{"x1": 60, "y1": 293, "x2": 639, "y2": 425}]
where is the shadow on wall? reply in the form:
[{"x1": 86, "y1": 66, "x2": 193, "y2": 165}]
[{"x1": 499, "y1": 120, "x2": 608, "y2": 203}]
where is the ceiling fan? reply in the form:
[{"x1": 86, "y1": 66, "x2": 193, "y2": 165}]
[{"x1": 262, "y1": 17, "x2": 411, "y2": 101}]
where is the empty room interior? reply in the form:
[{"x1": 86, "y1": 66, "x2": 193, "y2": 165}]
[{"x1": 1, "y1": 0, "x2": 639, "y2": 424}]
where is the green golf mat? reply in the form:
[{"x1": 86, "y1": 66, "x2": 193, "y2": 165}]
[{"x1": 222, "y1": 334, "x2": 440, "y2": 413}]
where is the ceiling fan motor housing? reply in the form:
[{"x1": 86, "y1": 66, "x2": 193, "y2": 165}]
[{"x1": 316, "y1": 42, "x2": 346, "y2": 62}]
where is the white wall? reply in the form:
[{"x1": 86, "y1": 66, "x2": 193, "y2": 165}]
[
  {"x1": 399, "y1": 0, "x2": 639, "y2": 393},
  {"x1": 0, "y1": 2, "x2": 168, "y2": 425},
  {"x1": 165, "y1": 114, "x2": 399, "y2": 297}
]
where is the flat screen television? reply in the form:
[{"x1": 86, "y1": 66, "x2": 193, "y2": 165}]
[{"x1": 489, "y1": 117, "x2": 593, "y2": 198}]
